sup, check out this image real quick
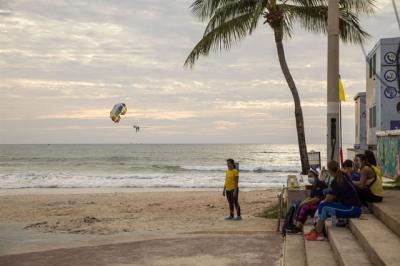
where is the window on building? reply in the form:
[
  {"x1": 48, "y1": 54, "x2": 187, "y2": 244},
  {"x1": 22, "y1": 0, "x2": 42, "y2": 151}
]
[
  {"x1": 369, "y1": 106, "x2": 376, "y2": 128},
  {"x1": 369, "y1": 58, "x2": 373, "y2": 78},
  {"x1": 355, "y1": 102, "x2": 359, "y2": 137},
  {"x1": 372, "y1": 53, "x2": 376, "y2": 76},
  {"x1": 369, "y1": 108, "x2": 372, "y2": 128}
]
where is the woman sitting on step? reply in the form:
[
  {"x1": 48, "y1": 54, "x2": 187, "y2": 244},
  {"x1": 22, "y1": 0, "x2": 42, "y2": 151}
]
[
  {"x1": 306, "y1": 160, "x2": 362, "y2": 241},
  {"x1": 353, "y1": 151, "x2": 383, "y2": 207},
  {"x1": 286, "y1": 168, "x2": 327, "y2": 234}
]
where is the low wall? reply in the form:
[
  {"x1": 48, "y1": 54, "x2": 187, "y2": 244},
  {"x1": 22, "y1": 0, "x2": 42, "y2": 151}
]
[{"x1": 377, "y1": 130, "x2": 400, "y2": 179}]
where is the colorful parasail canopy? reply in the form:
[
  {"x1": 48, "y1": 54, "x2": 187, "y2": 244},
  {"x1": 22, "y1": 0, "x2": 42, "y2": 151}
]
[{"x1": 110, "y1": 103, "x2": 127, "y2": 123}]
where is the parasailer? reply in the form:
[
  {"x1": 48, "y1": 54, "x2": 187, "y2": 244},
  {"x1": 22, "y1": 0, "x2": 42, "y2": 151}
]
[{"x1": 110, "y1": 103, "x2": 127, "y2": 123}]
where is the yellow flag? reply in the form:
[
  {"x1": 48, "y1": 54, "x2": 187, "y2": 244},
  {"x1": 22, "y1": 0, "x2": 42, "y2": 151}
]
[{"x1": 339, "y1": 79, "x2": 346, "y2": 102}]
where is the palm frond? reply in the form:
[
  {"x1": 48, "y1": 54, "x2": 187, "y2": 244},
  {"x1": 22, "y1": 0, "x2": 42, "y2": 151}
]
[
  {"x1": 339, "y1": 0, "x2": 376, "y2": 15},
  {"x1": 338, "y1": 8, "x2": 370, "y2": 44},
  {"x1": 186, "y1": 0, "x2": 375, "y2": 67},
  {"x1": 282, "y1": 4, "x2": 327, "y2": 35},
  {"x1": 282, "y1": 3, "x2": 370, "y2": 44},
  {"x1": 190, "y1": 0, "x2": 234, "y2": 21},
  {"x1": 203, "y1": 0, "x2": 260, "y2": 35},
  {"x1": 281, "y1": 7, "x2": 296, "y2": 37},
  {"x1": 289, "y1": 0, "x2": 375, "y2": 14},
  {"x1": 184, "y1": 12, "x2": 260, "y2": 68},
  {"x1": 288, "y1": 0, "x2": 324, "y2": 7}
]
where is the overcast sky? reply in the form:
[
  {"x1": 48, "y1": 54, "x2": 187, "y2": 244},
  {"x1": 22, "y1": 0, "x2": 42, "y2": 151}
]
[{"x1": 0, "y1": 0, "x2": 398, "y2": 144}]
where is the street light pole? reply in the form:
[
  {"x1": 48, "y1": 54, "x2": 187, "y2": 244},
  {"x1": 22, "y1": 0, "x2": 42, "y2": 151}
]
[{"x1": 327, "y1": 0, "x2": 340, "y2": 163}]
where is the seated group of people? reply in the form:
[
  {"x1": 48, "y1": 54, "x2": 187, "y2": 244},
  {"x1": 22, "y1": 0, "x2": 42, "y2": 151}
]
[{"x1": 288, "y1": 150, "x2": 383, "y2": 241}]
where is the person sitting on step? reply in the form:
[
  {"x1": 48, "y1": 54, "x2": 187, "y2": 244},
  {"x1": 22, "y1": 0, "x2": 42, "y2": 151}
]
[
  {"x1": 306, "y1": 161, "x2": 362, "y2": 241},
  {"x1": 353, "y1": 151, "x2": 383, "y2": 209},
  {"x1": 287, "y1": 168, "x2": 327, "y2": 234}
]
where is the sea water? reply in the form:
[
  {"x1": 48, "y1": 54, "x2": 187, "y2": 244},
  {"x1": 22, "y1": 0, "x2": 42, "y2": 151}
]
[{"x1": 0, "y1": 144, "x2": 338, "y2": 189}]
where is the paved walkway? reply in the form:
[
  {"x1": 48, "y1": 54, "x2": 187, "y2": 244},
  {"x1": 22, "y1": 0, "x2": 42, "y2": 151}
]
[
  {"x1": 0, "y1": 233, "x2": 281, "y2": 266},
  {"x1": 0, "y1": 220, "x2": 282, "y2": 266}
]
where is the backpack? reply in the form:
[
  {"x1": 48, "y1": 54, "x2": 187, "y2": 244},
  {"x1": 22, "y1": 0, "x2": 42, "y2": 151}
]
[{"x1": 282, "y1": 201, "x2": 300, "y2": 236}]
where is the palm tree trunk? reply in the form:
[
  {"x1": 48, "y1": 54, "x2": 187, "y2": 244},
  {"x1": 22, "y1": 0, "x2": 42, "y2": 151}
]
[{"x1": 273, "y1": 27, "x2": 310, "y2": 174}]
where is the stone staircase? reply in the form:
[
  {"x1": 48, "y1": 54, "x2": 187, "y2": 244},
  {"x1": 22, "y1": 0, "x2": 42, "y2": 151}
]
[{"x1": 282, "y1": 190, "x2": 400, "y2": 266}]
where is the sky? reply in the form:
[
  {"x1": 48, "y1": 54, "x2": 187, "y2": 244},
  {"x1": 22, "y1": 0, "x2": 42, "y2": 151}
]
[{"x1": 0, "y1": 0, "x2": 399, "y2": 144}]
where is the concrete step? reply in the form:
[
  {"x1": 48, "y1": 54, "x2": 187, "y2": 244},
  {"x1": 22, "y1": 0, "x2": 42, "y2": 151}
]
[
  {"x1": 303, "y1": 225, "x2": 338, "y2": 266},
  {"x1": 371, "y1": 190, "x2": 400, "y2": 237},
  {"x1": 349, "y1": 214, "x2": 400, "y2": 266},
  {"x1": 283, "y1": 234, "x2": 306, "y2": 266},
  {"x1": 325, "y1": 221, "x2": 372, "y2": 266}
]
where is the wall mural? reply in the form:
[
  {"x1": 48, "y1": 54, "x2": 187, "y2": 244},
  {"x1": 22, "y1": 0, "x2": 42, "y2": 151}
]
[{"x1": 377, "y1": 134, "x2": 400, "y2": 178}]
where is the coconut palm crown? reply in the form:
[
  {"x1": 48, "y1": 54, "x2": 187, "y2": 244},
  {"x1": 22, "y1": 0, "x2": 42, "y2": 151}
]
[{"x1": 185, "y1": 0, "x2": 375, "y2": 174}]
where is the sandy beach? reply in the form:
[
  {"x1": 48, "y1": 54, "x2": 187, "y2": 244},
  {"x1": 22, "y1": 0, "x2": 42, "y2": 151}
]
[
  {"x1": 0, "y1": 189, "x2": 283, "y2": 265},
  {"x1": 0, "y1": 189, "x2": 279, "y2": 235}
]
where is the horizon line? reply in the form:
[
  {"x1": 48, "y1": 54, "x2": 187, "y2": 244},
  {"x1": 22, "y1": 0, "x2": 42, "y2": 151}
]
[{"x1": 0, "y1": 143, "x2": 353, "y2": 145}]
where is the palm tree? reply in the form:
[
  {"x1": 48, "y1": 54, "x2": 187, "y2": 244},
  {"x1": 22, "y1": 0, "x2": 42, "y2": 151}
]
[{"x1": 184, "y1": 0, "x2": 375, "y2": 174}]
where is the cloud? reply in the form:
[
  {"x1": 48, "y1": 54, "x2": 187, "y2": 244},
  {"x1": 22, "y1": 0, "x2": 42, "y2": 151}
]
[
  {"x1": 0, "y1": 0, "x2": 398, "y2": 144},
  {"x1": 37, "y1": 108, "x2": 199, "y2": 121},
  {"x1": 0, "y1": 9, "x2": 11, "y2": 15},
  {"x1": 213, "y1": 120, "x2": 238, "y2": 130},
  {"x1": 217, "y1": 100, "x2": 330, "y2": 110},
  {"x1": 38, "y1": 109, "x2": 110, "y2": 120}
]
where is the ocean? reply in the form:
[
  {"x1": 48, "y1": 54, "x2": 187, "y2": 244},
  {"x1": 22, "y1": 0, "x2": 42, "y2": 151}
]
[{"x1": 0, "y1": 144, "x2": 336, "y2": 189}]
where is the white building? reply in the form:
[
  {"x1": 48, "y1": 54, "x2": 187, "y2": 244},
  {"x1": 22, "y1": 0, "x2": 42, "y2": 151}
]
[{"x1": 366, "y1": 37, "x2": 400, "y2": 149}]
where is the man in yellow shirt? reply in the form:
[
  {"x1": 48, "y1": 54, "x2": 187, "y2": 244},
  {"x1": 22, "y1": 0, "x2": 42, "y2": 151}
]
[{"x1": 223, "y1": 159, "x2": 241, "y2": 220}]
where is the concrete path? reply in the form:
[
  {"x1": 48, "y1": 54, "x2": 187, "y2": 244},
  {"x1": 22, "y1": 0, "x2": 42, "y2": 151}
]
[
  {"x1": 0, "y1": 233, "x2": 281, "y2": 266},
  {"x1": 0, "y1": 223, "x2": 184, "y2": 256},
  {"x1": 0, "y1": 219, "x2": 282, "y2": 266}
]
